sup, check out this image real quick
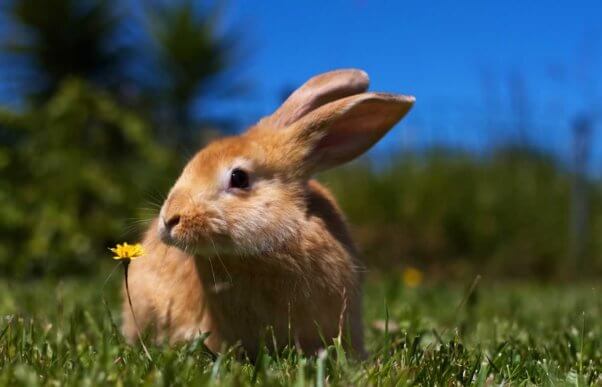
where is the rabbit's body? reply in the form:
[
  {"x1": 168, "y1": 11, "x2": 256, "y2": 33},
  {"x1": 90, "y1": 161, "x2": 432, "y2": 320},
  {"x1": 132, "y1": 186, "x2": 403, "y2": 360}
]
[
  {"x1": 121, "y1": 69, "x2": 414, "y2": 357},
  {"x1": 123, "y1": 179, "x2": 363, "y2": 356}
]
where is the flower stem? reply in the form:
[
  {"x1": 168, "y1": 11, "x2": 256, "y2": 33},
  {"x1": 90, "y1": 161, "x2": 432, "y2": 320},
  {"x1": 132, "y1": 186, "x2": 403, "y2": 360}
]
[{"x1": 123, "y1": 260, "x2": 153, "y2": 362}]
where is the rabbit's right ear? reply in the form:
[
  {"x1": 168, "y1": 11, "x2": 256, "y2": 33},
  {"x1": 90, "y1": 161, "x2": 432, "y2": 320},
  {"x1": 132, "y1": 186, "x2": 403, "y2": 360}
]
[{"x1": 262, "y1": 69, "x2": 369, "y2": 128}]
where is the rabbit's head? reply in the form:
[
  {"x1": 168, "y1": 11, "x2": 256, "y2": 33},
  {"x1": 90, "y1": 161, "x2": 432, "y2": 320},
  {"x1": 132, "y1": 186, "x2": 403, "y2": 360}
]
[{"x1": 158, "y1": 69, "x2": 414, "y2": 255}]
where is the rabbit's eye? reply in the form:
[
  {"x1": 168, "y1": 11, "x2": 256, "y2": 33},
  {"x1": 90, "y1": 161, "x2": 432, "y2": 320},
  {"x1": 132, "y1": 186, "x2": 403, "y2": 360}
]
[{"x1": 230, "y1": 168, "x2": 250, "y2": 189}]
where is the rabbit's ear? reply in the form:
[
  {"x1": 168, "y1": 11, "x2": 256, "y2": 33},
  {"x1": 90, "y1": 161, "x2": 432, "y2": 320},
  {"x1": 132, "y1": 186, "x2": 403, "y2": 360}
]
[
  {"x1": 284, "y1": 92, "x2": 414, "y2": 174},
  {"x1": 264, "y1": 69, "x2": 369, "y2": 128}
]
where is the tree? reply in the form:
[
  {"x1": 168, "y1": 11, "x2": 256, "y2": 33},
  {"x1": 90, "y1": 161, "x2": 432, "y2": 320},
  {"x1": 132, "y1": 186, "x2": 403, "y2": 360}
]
[
  {"x1": 0, "y1": 0, "x2": 130, "y2": 103},
  {"x1": 0, "y1": 81, "x2": 178, "y2": 277},
  {"x1": 143, "y1": 0, "x2": 244, "y2": 141}
]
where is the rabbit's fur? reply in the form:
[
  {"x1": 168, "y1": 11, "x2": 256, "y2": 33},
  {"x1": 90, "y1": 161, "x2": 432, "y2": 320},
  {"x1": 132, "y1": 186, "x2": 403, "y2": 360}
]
[{"x1": 122, "y1": 69, "x2": 414, "y2": 358}]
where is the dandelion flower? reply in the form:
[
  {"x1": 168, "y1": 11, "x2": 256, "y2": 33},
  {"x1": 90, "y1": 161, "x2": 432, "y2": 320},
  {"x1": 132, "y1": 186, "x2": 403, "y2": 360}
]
[
  {"x1": 402, "y1": 266, "x2": 423, "y2": 288},
  {"x1": 108, "y1": 241, "x2": 151, "y2": 360},
  {"x1": 110, "y1": 242, "x2": 144, "y2": 261}
]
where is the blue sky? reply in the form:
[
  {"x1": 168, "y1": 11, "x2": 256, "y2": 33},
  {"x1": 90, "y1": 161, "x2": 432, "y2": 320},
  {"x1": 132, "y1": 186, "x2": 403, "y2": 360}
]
[
  {"x1": 214, "y1": 1, "x2": 601, "y2": 166},
  {"x1": 1, "y1": 1, "x2": 600, "y2": 166}
]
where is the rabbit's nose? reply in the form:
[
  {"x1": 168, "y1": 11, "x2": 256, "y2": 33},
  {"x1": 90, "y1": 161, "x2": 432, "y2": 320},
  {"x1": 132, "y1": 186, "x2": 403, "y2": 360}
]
[{"x1": 164, "y1": 214, "x2": 181, "y2": 232}]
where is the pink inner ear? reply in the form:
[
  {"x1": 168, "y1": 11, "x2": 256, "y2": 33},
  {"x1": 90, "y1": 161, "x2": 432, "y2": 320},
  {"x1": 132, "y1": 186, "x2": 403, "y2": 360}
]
[
  {"x1": 315, "y1": 103, "x2": 398, "y2": 167},
  {"x1": 267, "y1": 69, "x2": 370, "y2": 128}
]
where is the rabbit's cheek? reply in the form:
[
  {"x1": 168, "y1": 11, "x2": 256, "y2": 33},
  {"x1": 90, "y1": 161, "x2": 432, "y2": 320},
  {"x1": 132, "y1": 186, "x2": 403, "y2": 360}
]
[
  {"x1": 181, "y1": 211, "x2": 215, "y2": 236},
  {"x1": 221, "y1": 202, "x2": 303, "y2": 254}
]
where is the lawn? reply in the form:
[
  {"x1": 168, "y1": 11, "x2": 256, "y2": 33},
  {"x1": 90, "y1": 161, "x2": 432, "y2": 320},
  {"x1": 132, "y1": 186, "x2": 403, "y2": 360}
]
[{"x1": 0, "y1": 272, "x2": 600, "y2": 386}]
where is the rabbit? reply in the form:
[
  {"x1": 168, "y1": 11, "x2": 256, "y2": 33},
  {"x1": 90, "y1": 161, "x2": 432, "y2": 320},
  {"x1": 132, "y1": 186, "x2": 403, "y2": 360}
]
[{"x1": 121, "y1": 69, "x2": 414, "y2": 358}]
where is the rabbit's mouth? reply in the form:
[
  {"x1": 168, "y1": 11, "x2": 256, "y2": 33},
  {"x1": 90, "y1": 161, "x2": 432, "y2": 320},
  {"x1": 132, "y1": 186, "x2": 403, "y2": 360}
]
[{"x1": 158, "y1": 213, "x2": 232, "y2": 254}]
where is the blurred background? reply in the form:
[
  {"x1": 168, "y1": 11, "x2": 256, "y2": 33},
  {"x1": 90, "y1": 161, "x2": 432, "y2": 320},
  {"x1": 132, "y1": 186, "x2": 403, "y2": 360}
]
[{"x1": 0, "y1": 0, "x2": 601, "y2": 281}]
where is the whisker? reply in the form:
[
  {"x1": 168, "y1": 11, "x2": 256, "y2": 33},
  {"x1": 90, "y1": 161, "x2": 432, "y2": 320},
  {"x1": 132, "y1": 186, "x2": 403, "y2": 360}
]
[
  {"x1": 142, "y1": 201, "x2": 163, "y2": 209},
  {"x1": 124, "y1": 218, "x2": 155, "y2": 225},
  {"x1": 207, "y1": 256, "x2": 217, "y2": 288},
  {"x1": 120, "y1": 220, "x2": 154, "y2": 237},
  {"x1": 118, "y1": 226, "x2": 142, "y2": 239},
  {"x1": 101, "y1": 262, "x2": 122, "y2": 292},
  {"x1": 210, "y1": 237, "x2": 232, "y2": 284},
  {"x1": 137, "y1": 208, "x2": 161, "y2": 215},
  {"x1": 145, "y1": 189, "x2": 167, "y2": 206}
]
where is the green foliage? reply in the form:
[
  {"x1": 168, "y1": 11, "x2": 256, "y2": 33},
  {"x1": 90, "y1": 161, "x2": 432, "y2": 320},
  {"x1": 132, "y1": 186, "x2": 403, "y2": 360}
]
[
  {"x1": 0, "y1": 276, "x2": 600, "y2": 385},
  {"x1": 322, "y1": 149, "x2": 600, "y2": 278},
  {"x1": 0, "y1": 0, "x2": 243, "y2": 140},
  {"x1": 0, "y1": 80, "x2": 178, "y2": 277},
  {"x1": 145, "y1": 0, "x2": 240, "y2": 129},
  {"x1": 2, "y1": 87, "x2": 601, "y2": 279},
  {"x1": 0, "y1": 0, "x2": 246, "y2": 279},
  {"x1": 1, "y1": 0, "x2": 126, "y2": 100},
  {"x1": 0, "y1": 0, "x2": 597, "y2": 279}
]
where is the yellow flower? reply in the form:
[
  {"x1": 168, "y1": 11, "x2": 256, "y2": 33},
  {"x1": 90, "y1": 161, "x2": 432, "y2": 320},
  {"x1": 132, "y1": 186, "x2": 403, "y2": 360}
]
[
  {"x1": 108, "y1": 241, "x2": 151, "y2": 360},
  {"x1": 402, "y1": 267, "x2": 423, "y2": 288},
  {"x1": 110, "y1": 242, "x2": 144, "y2": 261}
]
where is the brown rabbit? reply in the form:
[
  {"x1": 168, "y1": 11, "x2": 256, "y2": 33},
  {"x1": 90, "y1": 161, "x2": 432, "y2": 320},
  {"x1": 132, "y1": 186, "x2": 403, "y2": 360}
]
[{"x1": 122, "y1": 69, "x2": 414, "y2": 358}]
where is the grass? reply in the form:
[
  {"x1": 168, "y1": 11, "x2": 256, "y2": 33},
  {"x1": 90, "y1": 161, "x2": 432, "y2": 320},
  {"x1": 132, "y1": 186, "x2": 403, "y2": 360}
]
[{"x1": 0, "y1": 271, "x2": 600, "y2": 386}]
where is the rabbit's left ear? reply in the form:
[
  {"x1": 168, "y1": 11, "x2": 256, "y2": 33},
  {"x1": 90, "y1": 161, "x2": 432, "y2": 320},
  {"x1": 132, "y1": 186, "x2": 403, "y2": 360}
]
[
  {"x1": 263, "y1": 69, "x2": 370, "y2": 128},
  {"x1": 282, "y1": 92, "x2": 414, "y2": 175}
]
